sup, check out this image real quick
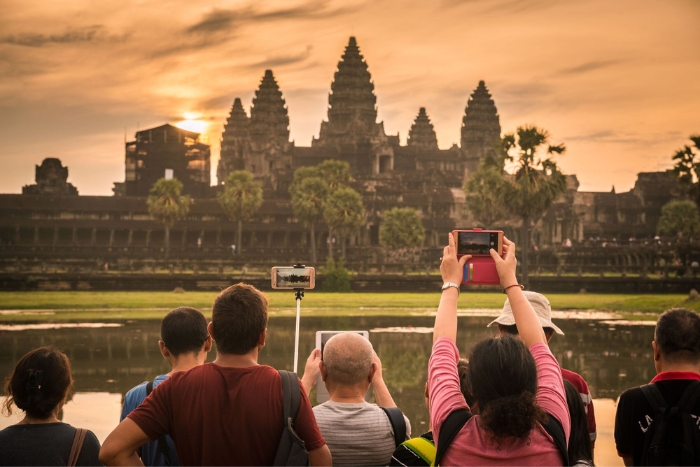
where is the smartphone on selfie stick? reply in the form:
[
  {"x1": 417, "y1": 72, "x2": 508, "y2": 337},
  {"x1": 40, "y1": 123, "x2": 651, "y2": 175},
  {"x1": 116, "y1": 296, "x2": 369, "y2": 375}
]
[
  {"x1": 452, "y1": 228, "x2": 503, "y2": 285},
  {"x1": 271, "y1": 265, "x2": 315, "y2": 373}
]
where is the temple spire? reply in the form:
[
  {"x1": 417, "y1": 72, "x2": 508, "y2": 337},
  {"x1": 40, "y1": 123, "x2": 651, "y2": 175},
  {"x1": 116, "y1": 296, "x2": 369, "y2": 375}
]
[
  {"x1": 317, "y1": 37, "x2": 377, "y2": 145},
  {"x1": 249, "y1": 70, "x2": 289, "y2": 149},
  {"x1": 407, "y1": 107, "x2": 438, "y2": 150},
  {"x1": 217, "y1": 98, "x2": 249, "y2": 183},
  {"x1": 461, "y1": 80, "x2": 501, "y2": 163}
]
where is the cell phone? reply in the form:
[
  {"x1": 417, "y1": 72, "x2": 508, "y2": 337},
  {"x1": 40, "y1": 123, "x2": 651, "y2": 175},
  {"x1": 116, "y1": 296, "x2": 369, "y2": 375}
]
[
  {"x1": 271, "y1": 266, "x2": 315, "y2": 289},
  {"x1": 315, "y1": 330, "x2": 369, "y2": 403},
  {"x1": 452, "y1": 229, "x2": 503, "y2": 256}
]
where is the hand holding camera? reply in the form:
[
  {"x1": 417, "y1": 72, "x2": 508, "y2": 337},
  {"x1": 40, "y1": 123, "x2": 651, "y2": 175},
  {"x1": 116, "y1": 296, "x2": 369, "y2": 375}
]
[{"x1": 489, "y1": 236, "x2": 518, "y2": 288}]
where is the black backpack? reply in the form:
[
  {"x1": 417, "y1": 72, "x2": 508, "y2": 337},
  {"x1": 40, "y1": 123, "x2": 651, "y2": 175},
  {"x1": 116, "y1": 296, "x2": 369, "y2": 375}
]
[
  {"x1": 640, "y1": 381, "x2": 700, "y2": 466},
  {"x1": 273, "y1": 370, "x2": 309, "y2": 466},
  {"x1": 381, "y1": 407, "x2": 408, "y2": 448},
  {"x1": 433, "y1": 409, "x2": 569, "y2": 466}
]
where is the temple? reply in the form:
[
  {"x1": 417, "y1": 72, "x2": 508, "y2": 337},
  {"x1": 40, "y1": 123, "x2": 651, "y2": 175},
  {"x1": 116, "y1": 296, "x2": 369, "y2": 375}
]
[{"x1": 22, "y1": 158, "x2": 79, "y2": 196}]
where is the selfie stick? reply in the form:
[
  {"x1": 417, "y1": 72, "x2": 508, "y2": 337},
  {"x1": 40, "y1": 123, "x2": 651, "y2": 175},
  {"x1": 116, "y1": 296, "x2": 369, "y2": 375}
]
[{"x1": 293, "y1": 263, "x2": 305, "y2": 374}]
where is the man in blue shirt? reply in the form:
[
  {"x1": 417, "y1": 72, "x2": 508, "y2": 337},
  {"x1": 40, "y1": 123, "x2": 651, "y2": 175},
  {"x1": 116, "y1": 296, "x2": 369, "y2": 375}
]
[{"x1": 120, "y1": 306, "x2": 211, "y2": 466}]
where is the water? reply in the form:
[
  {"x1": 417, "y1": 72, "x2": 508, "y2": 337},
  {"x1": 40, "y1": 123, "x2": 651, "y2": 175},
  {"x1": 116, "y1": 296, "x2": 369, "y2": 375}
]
[{"x1": 0, "y1": 314, "x2": 655, "y2": 466}]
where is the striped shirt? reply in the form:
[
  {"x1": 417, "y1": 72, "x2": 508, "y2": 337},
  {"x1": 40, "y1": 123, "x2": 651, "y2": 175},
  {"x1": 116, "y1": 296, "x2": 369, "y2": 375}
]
[{"x1": 313, "y1": 401, "x2": 412, "y2": 466}]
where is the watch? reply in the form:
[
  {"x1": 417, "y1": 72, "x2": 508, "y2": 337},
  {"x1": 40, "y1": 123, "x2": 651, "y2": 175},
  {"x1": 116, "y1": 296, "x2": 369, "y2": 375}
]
[{"x1": 441, "y1": 282, "x2": 460, "y2": 295}]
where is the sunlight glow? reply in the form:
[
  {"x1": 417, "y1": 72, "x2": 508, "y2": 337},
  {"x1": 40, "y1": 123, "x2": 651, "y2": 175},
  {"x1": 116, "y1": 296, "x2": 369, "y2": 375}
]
[{"x1": 175, "y1": 118, "x2": 208, "y2": 133}]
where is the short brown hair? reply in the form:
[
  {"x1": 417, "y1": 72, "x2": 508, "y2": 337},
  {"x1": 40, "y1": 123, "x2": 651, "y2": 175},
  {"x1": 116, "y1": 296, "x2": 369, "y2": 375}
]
[
  {"x1": 161, "y1": 306, "x2": 209, "y2": 357},
  {"x1": 655, "y1": 308, "x2": 700, "y2": 363},
  {"x1": 211, "y1": 283, "x2": 268, "y2": 355},
  {"x1": 3, "y1": 347, "x2": 73, "y2": 418}
]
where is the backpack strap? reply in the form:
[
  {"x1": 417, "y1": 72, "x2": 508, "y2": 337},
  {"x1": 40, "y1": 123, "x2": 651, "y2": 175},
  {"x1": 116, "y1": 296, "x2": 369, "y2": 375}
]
[
  {"x1": 67, "y1": 427, "x2": 87, "y2": 467},
  {"x1": 382, "y1": 407, "x2": 407, "y2": 448},
  {"x1": 641, "y1": 383, "x2": 668, "y2": 415},
  {"x1": 143, "y1": 379, "x2": 173, "y2": 466},
  {"x1": 433, "y1": 409, "x2": 472, "y2": 466},
  {"x1": 677, "y1": 380, "x2": 700, "y2": 413},
  {"x1": 279, "y1": 370, "x2": 302, "y2": 426},
  {"x1": 542, "y1": 414, "x2": 570, "y2": 466}
]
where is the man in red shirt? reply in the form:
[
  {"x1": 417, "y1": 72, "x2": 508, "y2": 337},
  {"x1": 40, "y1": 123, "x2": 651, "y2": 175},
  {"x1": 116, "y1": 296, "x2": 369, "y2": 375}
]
[
  {"x1": 100, "y1": 283, "x2": 331, "y2": 466},
  {"x1": 488, "y1": 291, "x2": 597, "y2": 450}
]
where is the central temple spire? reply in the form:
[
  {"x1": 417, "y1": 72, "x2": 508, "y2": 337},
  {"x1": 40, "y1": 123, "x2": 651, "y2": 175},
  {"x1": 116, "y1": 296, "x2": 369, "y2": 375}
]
[
  {"x1": 317, "y1": 37, "x2": 378, "y2": 145},
  {"x1": 249, "y1": 70, "x2": 289, "y2": 150}
]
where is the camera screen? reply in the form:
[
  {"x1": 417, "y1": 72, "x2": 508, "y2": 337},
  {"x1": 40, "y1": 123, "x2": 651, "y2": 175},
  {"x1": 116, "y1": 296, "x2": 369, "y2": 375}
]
[
  {"x1": 275, "y1": 267, "x2": 312, "y2": 288},
  {"x1": 457, "y1": 231, "x2": 498, "y2": 255}
]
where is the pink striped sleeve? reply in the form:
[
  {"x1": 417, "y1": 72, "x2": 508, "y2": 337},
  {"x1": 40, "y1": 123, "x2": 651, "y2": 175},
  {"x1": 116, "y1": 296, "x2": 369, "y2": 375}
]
[
  {"x1": 531, "y1": 342, "x2": 571, "y2": 443},
  {"x1": 428, "y1": 337, "x2": 468, "y2": 440}
]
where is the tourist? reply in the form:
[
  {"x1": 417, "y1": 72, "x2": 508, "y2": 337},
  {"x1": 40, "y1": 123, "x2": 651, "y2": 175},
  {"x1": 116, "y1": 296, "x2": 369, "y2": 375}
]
[
  {"x1": 100, "y1": 283, "x2": 331, "y2": 466},
  {"x1": 615, "y1": 308, "x2": 700, "y2": 465},
  {"x1": 301, "y1": 333, "x2": 410, "y2": 466},
  {"x1": 389, "y1": 359, "x2": 474, "y2": 467},
  {"x1": 564, "y1": 380, "x2": 595, "y2": 467},
  {"x1": 120, "y1": 306, "x2": 212, "y2": 466},
  {"x1": 429, "y1": 235, "x2": 570, "y2": 465},
  {"x1": 0, "y1": 347, "x2": 102, "y2": 466},
  {"x1": 488, "y1": 290, "x2": 597, "y2": 450}
]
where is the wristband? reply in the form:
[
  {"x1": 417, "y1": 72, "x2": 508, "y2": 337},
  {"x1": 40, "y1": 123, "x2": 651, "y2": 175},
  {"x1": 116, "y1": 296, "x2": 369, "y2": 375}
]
[
  {"x1": 441, "y1": 282, "x2": 460, "y2": 295},
  {"x1": 502, "y1": 284, "x2": 524, "y2": 294}
]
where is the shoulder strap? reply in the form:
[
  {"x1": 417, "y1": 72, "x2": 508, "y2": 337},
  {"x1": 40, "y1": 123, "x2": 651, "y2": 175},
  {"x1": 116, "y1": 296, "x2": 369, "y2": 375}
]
[
  {"x1": 278, "y1": 370, "x2": 301, "y2": 424},
  {"x1": 67, "y1": 428, "x2": 87, "y2": 467},
  {"x1": 434, "y1": 409, "x2": 472, "y2": 466},
  {"x1": 542, "y1": 414, "x2": 570, "y2": 466},
  {"x1": 641, "y1": 383, "x2": 668, "y2": 414},
  {"x1": 677, "y1": 380, "x2": 700, "y2": 413},
  {"x1": 382, "y1": 407, "x2": 407, "y2": 448},
  {"x1": 145, "y1": 379, "x2": 173, "y2": 466},
  {"x1": 146, "y1": 380, "x2": 154, "y2": 395}
]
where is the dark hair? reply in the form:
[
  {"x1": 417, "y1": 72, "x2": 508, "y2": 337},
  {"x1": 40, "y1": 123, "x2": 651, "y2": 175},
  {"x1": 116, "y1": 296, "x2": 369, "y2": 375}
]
[
  {"x1": 3, "y1": 347, "x2": 73, "y2": 419},
  {"x1": 161, "y1": 306, "x2": 209, "y2": 357},
  {"x1": 498, "y1": 324, "x2": 554, "y2": 340},
  {"x1": 467, "y1": 335, "x2": 546, "y2": 439},
  {"x1": 457, "y1": 358, "x2": 477, "y2": 410},
  {"x1": 564, "y1": 380, "x2": 593, "y2": 464},
  {"x1": 655, "y1": 308, "x2": 700, "y2": 362},
  {"x1": 211, "y1": 283, "x2": 268, "y2": 355}
]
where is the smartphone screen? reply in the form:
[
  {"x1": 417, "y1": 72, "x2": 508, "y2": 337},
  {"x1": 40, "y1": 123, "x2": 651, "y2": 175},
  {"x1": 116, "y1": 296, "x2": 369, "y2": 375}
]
[
  {"x1": 457, "y1": 231, "x2": 500, "y2": 255},
  {"x1": 271, "y1": 267, "x2": 315, "y2": 289}
]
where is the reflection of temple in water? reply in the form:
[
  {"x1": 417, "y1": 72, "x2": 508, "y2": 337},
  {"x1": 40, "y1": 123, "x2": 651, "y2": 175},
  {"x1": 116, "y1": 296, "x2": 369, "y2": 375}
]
[{"x1": 0, "y1": 316, "x2": 656, "y2": 429}]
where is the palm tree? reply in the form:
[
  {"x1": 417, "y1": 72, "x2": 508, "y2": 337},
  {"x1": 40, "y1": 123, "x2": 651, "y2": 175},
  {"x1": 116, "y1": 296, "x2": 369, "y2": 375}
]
[
  {"x1": 323, "y1": 186, "x2": 365, "y2": 260},
  {"x1": 218, "y1": 171, "x2": 263, "y2": 255},
  {"x1": 500, "y1": 125, "x2": 567, "y2": 289},
  {"x1": 290, "y1": 177, "x2": 328, "y2": 264},
  {"x1": 672, "y1": 135, "x2": 700, "y2": 203},
  {"x1": 147, "y1": 178, "x2": 190, "y2": 261}
]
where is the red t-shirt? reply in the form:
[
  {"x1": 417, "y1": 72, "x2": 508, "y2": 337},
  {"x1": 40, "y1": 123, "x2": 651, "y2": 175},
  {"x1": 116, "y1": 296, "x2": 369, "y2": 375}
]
[
  {"x1": 561, "y1": 368, "x2": 597, "y2": 446},
  {"x1": 127, "y1": 363, "x2": 325, "y2": 466}
]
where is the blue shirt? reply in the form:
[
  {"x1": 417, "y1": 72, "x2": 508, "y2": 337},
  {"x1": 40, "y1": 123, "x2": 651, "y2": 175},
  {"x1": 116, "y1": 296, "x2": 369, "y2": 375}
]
[{"x1": 121, "y1": 374, "x2": 179, "y2": 466}]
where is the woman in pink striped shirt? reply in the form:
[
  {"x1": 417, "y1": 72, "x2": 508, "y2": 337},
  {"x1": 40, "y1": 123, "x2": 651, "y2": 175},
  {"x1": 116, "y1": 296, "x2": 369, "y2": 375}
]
[{"x1": 429, "y1": 235, "x2": 570, "y2": 466}]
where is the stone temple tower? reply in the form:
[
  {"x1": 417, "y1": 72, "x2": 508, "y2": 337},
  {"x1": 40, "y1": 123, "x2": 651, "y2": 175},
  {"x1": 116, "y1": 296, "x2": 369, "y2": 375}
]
[
  {"x1": 461, "y1": 80, "x2": 501, "y2": 174},
  {"x1": 316, "y1": 36, "x2": 379, "y2": 147},
  {"x1": 407, "y1": 107, "x2": 438, "y2": 150},
  {"x1": 217, "y1": 98, "x2": 249, "y2": 184}
]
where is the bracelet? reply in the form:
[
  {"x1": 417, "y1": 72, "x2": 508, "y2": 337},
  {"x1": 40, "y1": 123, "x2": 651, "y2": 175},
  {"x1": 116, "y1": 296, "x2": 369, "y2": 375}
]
[
  {"x1": 441, "y1": 282, "x2": 460, "y2": 295},
  {"x1": 502, "y1": 284, "x2": 525, "y2": 294}
]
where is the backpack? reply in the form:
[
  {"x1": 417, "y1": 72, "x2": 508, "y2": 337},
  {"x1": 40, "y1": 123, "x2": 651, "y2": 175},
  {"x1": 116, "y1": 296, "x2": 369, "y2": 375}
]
[
  {"x1": 433, "y1": 409, "x2": 569, "y2": 466},
  {"x1": 273, "y1": 370, "x2": 309, "y2": 466},
  {"x1": 640, "y1": 380, "x2": 700, "y2": 466},
  {"x1": 382, "y1": 406, "x2": 408, "y2": 448},
  {"x1": 139, "y1": 380, "x2": 173, "y2": 466}
]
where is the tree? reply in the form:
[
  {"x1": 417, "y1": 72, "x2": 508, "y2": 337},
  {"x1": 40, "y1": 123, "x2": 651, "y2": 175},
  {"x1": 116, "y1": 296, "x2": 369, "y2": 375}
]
[
  {"x1": 316, "y1": 159, "x2": 352, "y2": 190},
  {"x1": 147, "y1": 178, "x2": 190, "y2": 261},
  {"x1": 218, "y1": 171, "x2": 263, "y2": 255},
  {"x1": 657, "y1": 200, "x2": 700, "y2": 239},
  {"x1": 499, "y1": 126, "x2": 568, "y2": 289},
  {"x1": 290, "y1": 177, "x2": 328, "y2": 264},
  {"x1": 379, "y1": 207, "x2": 425, "y2": 263},
  {"x1": 672, "y1": 135, "x2": 700, "y2": 203},
  {"x1": 465, "y1": 155, "x2": 508, "y2": 226},
  {"x1": 323, "y1": 186, "x2": 365, "y2": 260}
]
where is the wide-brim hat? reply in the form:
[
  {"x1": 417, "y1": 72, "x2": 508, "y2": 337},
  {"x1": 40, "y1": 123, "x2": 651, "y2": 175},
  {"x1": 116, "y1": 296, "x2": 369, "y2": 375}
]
[{"x1": 487, "y1": 290, "x2": 564, "y2": 335}]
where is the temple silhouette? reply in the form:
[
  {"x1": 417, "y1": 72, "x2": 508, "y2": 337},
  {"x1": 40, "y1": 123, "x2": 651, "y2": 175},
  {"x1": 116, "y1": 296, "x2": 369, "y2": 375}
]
[{"x1": 0, "y1": 37, "x2": 682, "y2": 272}]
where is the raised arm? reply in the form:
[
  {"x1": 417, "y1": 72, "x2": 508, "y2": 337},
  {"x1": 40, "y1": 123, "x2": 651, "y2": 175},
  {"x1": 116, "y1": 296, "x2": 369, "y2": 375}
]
[
  {"x1": 371, "y1": 353, "x2": 396, "y2": 407},
  {"x1": 433, "y1": 233, "x2": 470, "y2": 343},
  {"x1": 489, "y1": 237, "x2": 547, "y2": 347}
]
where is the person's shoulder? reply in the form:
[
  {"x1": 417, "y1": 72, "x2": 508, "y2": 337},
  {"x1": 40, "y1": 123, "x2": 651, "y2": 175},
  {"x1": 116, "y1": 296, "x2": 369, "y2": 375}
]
[
  {"x1": 618, "y1": 385, "x2": 644, "y2": 405},
  {"x1": 561, "y1": 368, "x2": 591, "y2": 390},
  {"x1": 125, "y1": 381, "x2": 149, "y2": 399}
]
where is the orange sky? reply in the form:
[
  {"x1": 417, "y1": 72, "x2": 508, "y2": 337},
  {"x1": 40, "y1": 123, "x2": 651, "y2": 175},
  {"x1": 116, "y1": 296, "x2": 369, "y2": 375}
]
[{"x1": 0, "y1": 0, "x2": 698, "y2": 195}]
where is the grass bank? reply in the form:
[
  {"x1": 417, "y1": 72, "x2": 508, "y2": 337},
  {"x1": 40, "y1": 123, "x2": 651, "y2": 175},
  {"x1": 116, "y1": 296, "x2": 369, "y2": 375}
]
[{"x1": 0, "y1": 291, "x2": 697, "y2": 322}]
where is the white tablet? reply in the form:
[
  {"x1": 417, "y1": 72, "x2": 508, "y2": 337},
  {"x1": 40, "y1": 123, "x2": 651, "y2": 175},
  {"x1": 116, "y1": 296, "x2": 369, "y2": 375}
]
[{"x1": 315, "y1": 330, "x2": 370, "y2": 403}]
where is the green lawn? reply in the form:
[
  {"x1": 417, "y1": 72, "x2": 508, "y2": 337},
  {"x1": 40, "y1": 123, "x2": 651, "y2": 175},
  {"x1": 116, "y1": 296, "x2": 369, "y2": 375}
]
[{"x1": 0, "y1": 291, "x2": 697, "y2": 322}]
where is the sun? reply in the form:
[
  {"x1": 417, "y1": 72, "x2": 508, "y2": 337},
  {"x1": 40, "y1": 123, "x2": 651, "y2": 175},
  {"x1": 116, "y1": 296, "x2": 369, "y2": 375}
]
[{"x1": 175, "y1": 113, "x2": 208, "y2": 133}]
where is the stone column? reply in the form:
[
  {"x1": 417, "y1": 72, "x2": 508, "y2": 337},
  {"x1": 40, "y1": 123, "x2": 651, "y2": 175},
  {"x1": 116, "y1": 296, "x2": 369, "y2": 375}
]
[
  {"x1": 72, "y1": 228, "x2": 77, "y2": 245},
  {"x1": 181, "y1": 228, "x2": 187, "y2": 247},
  {"x1": 91, "y1": 228, "x2": 97, "y2": 246},
  {"x1": 146, "y1": 230, "x2": 151, "y2": 247},
  {"x1": 216, "y1": 229, "x2": 221, "y2": 247},
  {"x1": 15, "y1": 226, "x2": 20, "y2": 245},
  {"x1": 52, "y1": 227, "x2": 59, "y2": 246},
  {"x1": 283, "y1": 231, "x2": 289, "y2": 247},
  {"x1": 127, "y1": 230, "x2": 133, "y2": 246},
  {"x1": 267, "y1": 231, "x2": 272, "y2": 247},
  {"x1": 33, "y1": 227, "x2": 39, "y2": 245},
  {"x1": 109, "y1": 229, "x2": 115, "y2": 246}
]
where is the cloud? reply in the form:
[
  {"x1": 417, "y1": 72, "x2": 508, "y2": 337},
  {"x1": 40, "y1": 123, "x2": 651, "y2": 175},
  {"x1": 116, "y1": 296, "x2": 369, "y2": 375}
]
[
  {"x1": 249, "y1": 45, "x2": 313, "y2": 69},
  {"x1": 0, "y1": 25, "x2": 125, "y2": 47},
  {"x1": 442, "y1": 0, "x2": 559, "y2": 14},
  {"x1": 556, "y1": 59, "x2": 627, "y2": 76}
]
